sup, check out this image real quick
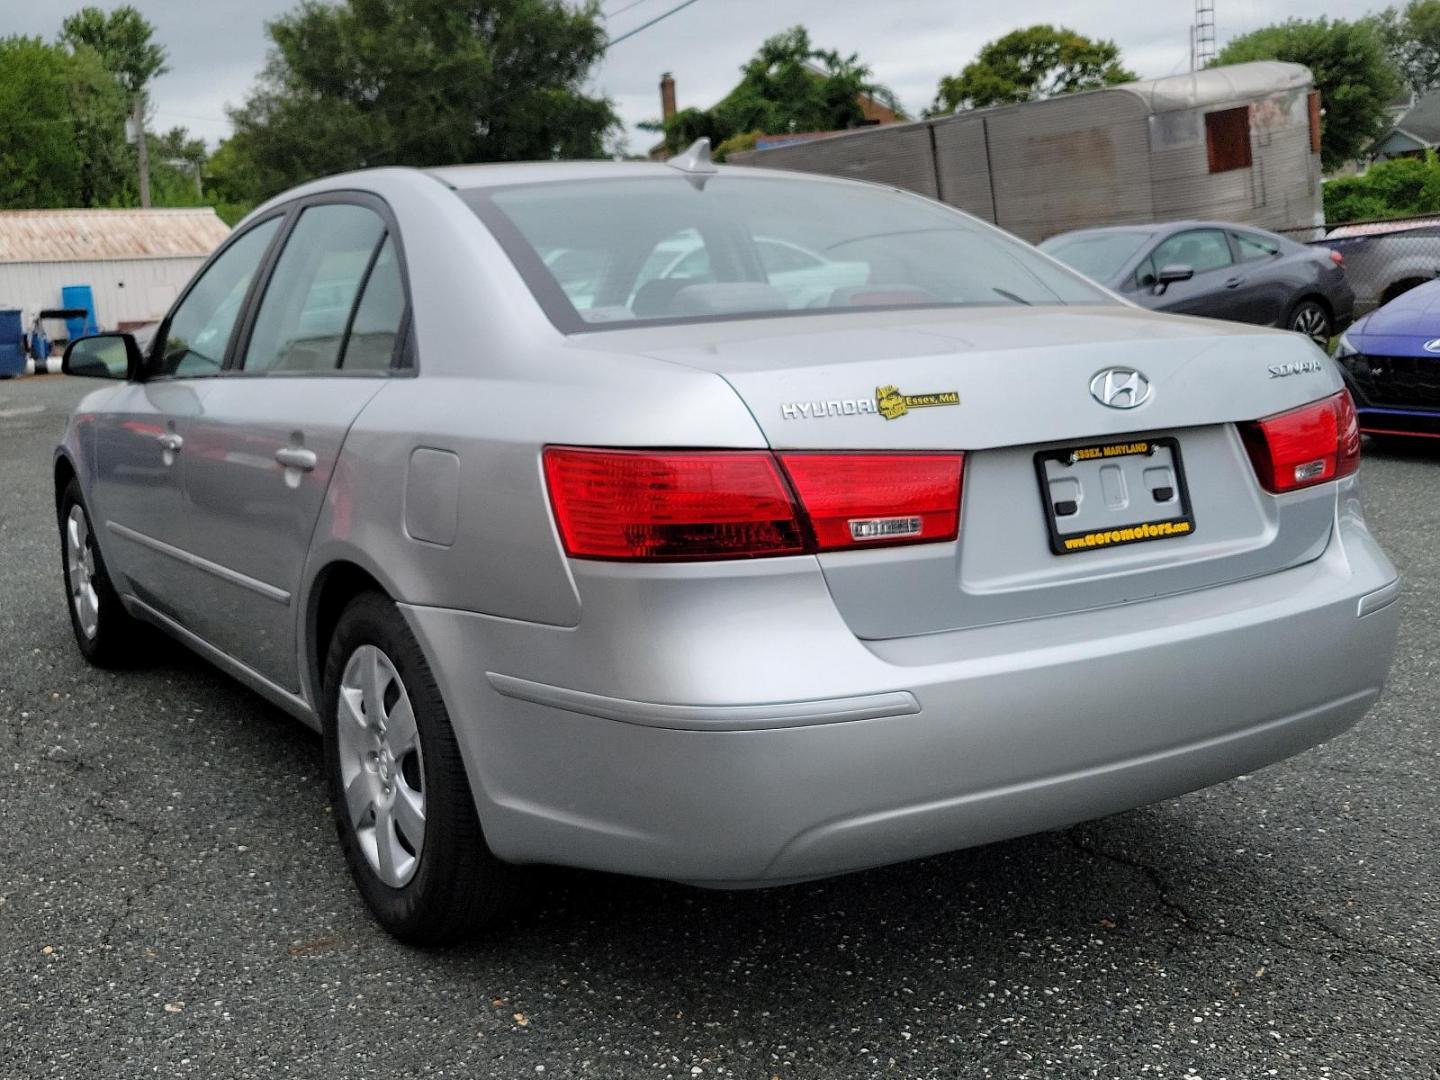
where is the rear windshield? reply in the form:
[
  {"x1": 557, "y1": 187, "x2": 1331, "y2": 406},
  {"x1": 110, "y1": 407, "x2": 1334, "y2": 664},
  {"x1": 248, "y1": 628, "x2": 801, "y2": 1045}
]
[
  {"x1": 1039, "y1": 230, "x2": 1153, "y2": 283},
  {"x1": 461, "y1": 176, "x2": 1115, "y2": 332}
]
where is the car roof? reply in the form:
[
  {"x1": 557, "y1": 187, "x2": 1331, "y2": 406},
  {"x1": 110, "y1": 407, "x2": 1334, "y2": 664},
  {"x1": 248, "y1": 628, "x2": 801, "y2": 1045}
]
[
  {"x1": 1050, "y1": 220, "x2": 1286, "y2": 241},
  {"x1": 423, "y1": 160, "x2": 866, "y2": 191}
]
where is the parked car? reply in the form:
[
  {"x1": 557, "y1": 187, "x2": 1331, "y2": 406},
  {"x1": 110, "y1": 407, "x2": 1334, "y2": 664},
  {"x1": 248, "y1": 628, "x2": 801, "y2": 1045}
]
[
  {"x1": 56, "y1": 148, "x2": 1399, "y2": 943},
  {"x1": 1324, "y1": 217, "x2": 1440, "y2": 317},
  {"x1": 1040, "y1": 221, "x2": 1354, "y2": 344},
  {"x1": 1334, "y1": 276, "x2": 1440, "y2": 437}
]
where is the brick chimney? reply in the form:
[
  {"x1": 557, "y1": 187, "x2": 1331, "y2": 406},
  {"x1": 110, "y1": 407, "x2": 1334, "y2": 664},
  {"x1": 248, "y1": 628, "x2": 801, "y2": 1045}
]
[{"x1": 660, "y1": 72, "x2": 677, "y2": 123}]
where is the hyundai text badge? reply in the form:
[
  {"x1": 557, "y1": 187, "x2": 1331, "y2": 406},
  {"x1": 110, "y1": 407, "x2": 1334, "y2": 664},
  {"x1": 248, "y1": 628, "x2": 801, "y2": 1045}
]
[{"x1": 1090, "y1": 368, "x2": 1152, "y2": 409}]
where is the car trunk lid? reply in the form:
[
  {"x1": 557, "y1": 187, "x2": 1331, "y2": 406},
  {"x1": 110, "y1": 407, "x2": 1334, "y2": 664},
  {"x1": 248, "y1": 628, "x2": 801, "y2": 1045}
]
[{"x1": 567, "y1": 306, "x2": 1346, "y2": 637}]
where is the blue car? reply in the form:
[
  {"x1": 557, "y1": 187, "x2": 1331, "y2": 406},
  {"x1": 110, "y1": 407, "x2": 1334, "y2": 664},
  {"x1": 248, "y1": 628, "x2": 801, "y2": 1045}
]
[{"x1": 1335, "y1": 278, "x2": 1440, "y2": 438}]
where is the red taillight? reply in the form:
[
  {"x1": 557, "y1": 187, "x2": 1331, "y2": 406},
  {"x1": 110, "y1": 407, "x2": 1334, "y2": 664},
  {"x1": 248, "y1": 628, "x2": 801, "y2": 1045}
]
[
  {"x1": 543, "y1": 448, "x2": 964, "y2": 561},
  {"x1": 543, "y1": 448, "x2": 805, "y2": 560},
  {"x1": 1329, "y1": 249, "x2": 1344, "y2": 267},
  {"x1": 777, "y1": 453, "x2": 962, "y2": 550},
  {"x1": 1240, "y1": 390, "x2": 1361, "y2": 494}
]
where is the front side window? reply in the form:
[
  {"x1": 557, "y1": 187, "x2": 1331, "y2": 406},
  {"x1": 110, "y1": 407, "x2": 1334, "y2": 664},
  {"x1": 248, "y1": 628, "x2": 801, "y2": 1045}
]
[
  {"x1": 157, "y1": 217, "x2": 280, "y2": 377},
  {"x1": 464, "y1": 176, "x2": 1114, "y2": 332},
  {"x1": 242, "y1": 204, "x2": 386, "y2": 373},
  {"x1": 1149, "y1": 229, "x2": 1234, "y2": 276}
]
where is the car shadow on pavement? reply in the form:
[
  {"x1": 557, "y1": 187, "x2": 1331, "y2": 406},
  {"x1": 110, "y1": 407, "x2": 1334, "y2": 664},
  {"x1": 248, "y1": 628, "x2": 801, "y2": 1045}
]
[{"x1": 1362, "y1": 433, "x2": 1440, "y2": 461}]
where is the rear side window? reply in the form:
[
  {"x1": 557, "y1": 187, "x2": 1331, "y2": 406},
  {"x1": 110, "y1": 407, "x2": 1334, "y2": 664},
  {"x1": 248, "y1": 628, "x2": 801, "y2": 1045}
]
[
  {"x1": 1206, "y1": 107, "x2": 1252, "y2": 173},
  {"x1": 343, "y1": 237, "x2": 406, "y2": 371},
  {"x1": 157, "y1": 217, "x2": 280, "y2": 377},
  {"x1": 1233, "y1": 232, "x2": 1280, "y2": 262},
  {"x1": 242, "y1": 204, "x2": 385, "y2": 373}
]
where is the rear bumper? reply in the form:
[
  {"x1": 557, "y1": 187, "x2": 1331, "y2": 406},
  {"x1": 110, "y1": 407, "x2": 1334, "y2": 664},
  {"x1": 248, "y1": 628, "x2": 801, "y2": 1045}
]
[
  {"x1": 402, "y1": 501, "x2": 1399, "y2": 886},
  {"x1": 1356, "y1": 405, "x2": 1440, "y2": 438}
]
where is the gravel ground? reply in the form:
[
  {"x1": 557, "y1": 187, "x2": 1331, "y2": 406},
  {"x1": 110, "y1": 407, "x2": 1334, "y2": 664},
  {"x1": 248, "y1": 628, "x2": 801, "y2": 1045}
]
[{"x1": 1, "y1": 374, "x2": 1437, "y2": 1079}]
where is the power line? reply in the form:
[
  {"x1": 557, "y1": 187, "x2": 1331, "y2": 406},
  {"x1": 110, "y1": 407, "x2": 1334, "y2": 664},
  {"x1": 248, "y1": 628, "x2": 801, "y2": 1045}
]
[
  {"x1": 607, "y1": 0, "x2": 703, "y2": 47},
  {"x1": 604, "y1": 0, "x2": 655, "y2": 18}
]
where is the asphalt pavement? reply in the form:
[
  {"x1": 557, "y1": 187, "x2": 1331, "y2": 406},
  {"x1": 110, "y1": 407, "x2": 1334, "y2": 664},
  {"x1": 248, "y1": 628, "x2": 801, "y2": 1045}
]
[{"x1": 1, "y1": 374, "x2": 1437, "y2": 1079}]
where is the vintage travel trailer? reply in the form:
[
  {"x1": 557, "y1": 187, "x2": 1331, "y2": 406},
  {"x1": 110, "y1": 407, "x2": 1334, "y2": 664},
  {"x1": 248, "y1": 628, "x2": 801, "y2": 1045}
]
[{"x1": 731, "y1": 62, "x2": 1324, "y2": 243}]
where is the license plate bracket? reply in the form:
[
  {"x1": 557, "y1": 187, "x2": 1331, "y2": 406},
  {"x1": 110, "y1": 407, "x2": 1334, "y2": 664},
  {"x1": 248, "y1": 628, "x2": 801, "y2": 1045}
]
[{"x1": 1034, "y1": 436, "x2": 1195, "y2": 556}]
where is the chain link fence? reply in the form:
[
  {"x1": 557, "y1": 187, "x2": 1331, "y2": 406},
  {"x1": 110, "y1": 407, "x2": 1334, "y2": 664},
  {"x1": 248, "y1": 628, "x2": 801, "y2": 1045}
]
[{"x1": 1277, "y1": 215, "x2": 1440, "y2": 317}]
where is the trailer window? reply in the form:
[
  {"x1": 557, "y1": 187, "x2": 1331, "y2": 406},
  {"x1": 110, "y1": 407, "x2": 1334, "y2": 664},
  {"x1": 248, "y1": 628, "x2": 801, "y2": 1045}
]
[{"x1": 1206, "y1": 107, "x2": 1252, "y2": 173}]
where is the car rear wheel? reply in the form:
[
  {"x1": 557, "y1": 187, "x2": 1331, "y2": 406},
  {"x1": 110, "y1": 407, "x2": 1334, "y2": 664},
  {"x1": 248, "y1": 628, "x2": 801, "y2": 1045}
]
[
  {"x1": 58, "y1": 479, "x2": 144, "y2": 667},
  {"x1": 1288, "y1": 299, "x2": 1332, "y2": 346},
  {"x1": 322, "y1": 591, "x2": 519, "y2": 943}
]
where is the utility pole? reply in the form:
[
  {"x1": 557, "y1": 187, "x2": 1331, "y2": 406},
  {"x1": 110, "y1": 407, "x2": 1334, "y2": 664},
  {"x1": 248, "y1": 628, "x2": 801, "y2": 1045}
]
[
  {"x1": 132, "y1": 93, "x2": 152, "y2": 208},
  {"x1": 1193, "y1": 0, "x2": 1217, "y2": 71}
]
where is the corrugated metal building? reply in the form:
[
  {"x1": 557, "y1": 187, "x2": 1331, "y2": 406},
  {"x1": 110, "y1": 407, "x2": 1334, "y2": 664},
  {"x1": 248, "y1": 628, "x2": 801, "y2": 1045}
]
[
  {"x1": 731, "y1": 62, "x2": 1323, "y2": 243},
  {"x1": 0, "y1": 207, "x2": 230, "y2": 336}
]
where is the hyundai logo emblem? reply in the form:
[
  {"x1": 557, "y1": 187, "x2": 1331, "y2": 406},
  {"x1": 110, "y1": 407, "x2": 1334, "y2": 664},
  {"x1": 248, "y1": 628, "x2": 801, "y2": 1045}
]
[
  {"x1": 1090, "y1": 368, "x2": 1152, "y2": 409},
  {"x1": 1423, "y1": 339, "x2": 1440, "y2": 353}
]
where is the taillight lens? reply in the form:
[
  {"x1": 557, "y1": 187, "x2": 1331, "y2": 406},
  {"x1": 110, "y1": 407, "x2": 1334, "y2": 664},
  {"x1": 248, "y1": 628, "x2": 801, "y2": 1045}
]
[
  {"x1": 543, "y1": 448, "x2": 964, "y2": 560},
  {"x1": 543, "y1": 448, "x2": 805, "y2": 560},
  {"x1": 1329, "y1": 249, "x2": 1344, "y2": 267},
  {"x1": 1240, "y1": 390, "x2": 1361, "y2": 494},
  {"x1": 777, "y1": 453, "x2": 962, "y2": 550}
]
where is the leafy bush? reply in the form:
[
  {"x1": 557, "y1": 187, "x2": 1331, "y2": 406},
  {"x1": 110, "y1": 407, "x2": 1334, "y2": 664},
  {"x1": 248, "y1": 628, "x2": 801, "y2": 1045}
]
[{"x1": 1324, "y1": 152, "x2": 1440, "y2": 222}]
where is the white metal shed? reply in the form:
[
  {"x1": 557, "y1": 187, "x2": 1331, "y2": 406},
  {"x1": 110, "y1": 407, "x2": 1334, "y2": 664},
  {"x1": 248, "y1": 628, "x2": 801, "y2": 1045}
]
[{"x1": 0, "y1": 207, "x2": 230, "y2": 336}]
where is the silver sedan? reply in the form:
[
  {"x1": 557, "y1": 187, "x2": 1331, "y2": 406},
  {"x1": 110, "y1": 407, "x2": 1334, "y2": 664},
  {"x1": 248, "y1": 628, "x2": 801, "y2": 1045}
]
[{"x1": 55, "y1": 144, "x2": 1401, "y2": 942}]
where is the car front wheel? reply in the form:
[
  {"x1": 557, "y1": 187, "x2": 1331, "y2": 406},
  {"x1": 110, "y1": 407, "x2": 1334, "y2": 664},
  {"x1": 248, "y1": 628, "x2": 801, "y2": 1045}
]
[
  {"x1": 1289, "y1": 299, "x2": 1332, "y2": 346},
  {"x1": 322, "y1": 591, "x2": 518, "y2": 943}
]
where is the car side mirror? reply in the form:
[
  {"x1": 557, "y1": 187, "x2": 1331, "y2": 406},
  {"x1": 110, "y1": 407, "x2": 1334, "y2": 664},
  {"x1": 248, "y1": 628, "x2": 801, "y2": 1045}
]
[
  {"x1": 1153, "y1": 264, "x2": 1195, "y2": 296},
  {"x1": 62, "y1": 333, "x2": 142, "y2": 381}
]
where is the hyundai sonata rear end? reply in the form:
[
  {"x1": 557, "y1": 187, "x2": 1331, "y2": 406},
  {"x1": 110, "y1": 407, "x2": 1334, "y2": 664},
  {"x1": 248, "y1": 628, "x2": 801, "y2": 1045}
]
[{"x1": 56, "y1": 151, "x2": 1400, "y2": 941}]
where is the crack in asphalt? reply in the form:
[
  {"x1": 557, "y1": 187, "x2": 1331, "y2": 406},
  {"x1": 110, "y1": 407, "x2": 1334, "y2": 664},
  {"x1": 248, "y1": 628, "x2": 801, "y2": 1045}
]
[{"x1": 1066, "y1": 829, "x2": 1440, "y2": 984}]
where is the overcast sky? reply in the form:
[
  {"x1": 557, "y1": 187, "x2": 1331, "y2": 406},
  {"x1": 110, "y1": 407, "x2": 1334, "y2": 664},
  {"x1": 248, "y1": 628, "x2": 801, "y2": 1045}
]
[{"x1": 1, "y1": 0, "x2": 1388, "y2": 153}]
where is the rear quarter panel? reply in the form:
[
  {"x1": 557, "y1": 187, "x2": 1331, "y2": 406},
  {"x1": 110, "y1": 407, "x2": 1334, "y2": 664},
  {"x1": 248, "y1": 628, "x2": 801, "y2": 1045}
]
[{"x1": 301, "y1": 350, "x2": 767, "y2": 626}]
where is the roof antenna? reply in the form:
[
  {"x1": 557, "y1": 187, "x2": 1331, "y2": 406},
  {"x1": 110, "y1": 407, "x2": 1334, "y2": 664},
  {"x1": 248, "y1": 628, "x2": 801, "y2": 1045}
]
[{"x1": 667, "y1": 138, "x2": 717, "y2": 186}]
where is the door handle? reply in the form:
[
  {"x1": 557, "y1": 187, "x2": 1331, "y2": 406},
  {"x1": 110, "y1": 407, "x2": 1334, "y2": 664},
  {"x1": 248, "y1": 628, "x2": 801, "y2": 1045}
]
[
  {"x1": 156, "y1": 432, "x2": 183, "y2": 453},
  {"x1": 274, "y1": 446, "x2": 317, "y2": 471},
  {"x1": 1223, "y1": 276, "x2": 1245, "y2": 289}
]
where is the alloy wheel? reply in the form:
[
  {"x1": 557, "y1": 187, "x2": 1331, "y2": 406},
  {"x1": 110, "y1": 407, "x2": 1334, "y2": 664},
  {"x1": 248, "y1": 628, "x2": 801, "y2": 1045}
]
[
  {"x1": 1292, "y1": 304, "x2": 1330, "y2": 346},
  {"x1": 336, "y1": 644, "x2": 426, "y2": 887},
  {"x1": 65, "y1": 505, "x2": 100, "y2": 640}
]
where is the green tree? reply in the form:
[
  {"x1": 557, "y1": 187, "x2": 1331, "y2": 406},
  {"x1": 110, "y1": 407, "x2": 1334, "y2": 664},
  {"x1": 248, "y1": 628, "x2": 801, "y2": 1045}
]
[
  {"x1": 930, "y1": 25, "x2": 1136, "y2": 114},
  {"x1": 1376, "y1": 1, "x2": 1440, "y2": 96},
  {"x1": 202, "y1": 138, "x2": 263, "y2": 224},
  {"x1": 1215, "y1": 18, "x2": 1400, "y2": 170},
  {"x1": 223, "y1": 0, "x2": 616, "y2": 204},
  {"x1": 60, "y1": 6, "x2": 169, "y2": 207},
  {"x1": 644, "y1": 26, "x2": 904, "y2": 156},
  {"x1": 0, "y1": 35, "x2": 129, "y2": 208}
]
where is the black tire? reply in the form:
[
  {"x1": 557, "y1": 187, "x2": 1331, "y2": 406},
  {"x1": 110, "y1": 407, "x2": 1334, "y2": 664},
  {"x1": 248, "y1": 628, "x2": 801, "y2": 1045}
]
[
  {"x1": 1288, "y1": 298, "x2": 1332, "y2": 346},
  {"x1": 58, "y1": 478, "x2": 144, "y2": 667},
  {"x1": 322, "y1": 591, "x2": 519, "y2": 943}
]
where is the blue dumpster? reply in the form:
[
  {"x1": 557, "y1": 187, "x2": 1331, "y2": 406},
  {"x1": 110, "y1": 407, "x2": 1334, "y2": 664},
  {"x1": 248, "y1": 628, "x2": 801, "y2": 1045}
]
[
  {"x1": 61, "y1": 285, "x2": 100, "y2": 340},
  {"x1": 0, "y1": 309, "x2": 24, "y2": 378}
]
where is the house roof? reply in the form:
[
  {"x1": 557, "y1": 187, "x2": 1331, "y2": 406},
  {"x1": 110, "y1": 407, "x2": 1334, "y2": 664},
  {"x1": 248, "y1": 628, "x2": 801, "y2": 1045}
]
[
  {"x1": 0, "y1": 207, "x2": 231, "y2": 264},
  {"x1": 1388, "y1": 91, "x2": 1440, "y2": 148}
]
